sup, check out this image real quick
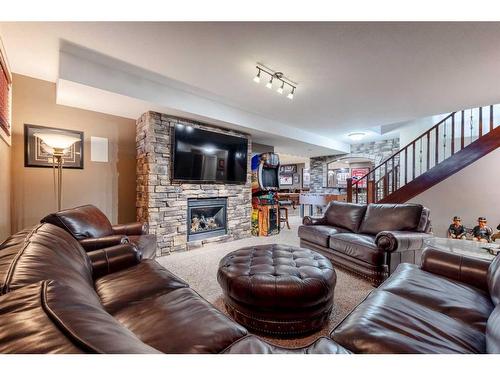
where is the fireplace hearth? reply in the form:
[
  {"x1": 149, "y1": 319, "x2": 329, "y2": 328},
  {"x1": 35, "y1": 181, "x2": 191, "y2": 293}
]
[{"x1": 187, "y1": 198, "x2": 228, "y2": 242}]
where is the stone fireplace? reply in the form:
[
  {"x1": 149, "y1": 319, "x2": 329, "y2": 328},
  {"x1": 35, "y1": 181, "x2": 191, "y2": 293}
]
[
  {"x1": 187, "y1": 197, "x2": 227, "y2": 242},
  {"x1": 136, "y1": 111, "x2": 252, "y2": 256}
]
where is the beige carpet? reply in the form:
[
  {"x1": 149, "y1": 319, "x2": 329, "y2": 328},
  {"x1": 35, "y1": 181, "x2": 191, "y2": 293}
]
[{"x1": 157, "y1": 215, "x2": 374, "y2": 348}]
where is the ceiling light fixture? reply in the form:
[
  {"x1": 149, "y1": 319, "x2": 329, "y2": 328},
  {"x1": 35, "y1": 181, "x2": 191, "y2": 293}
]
[
  {"x1": 348, "y1": 132, "x2": 366, "y2": 141},
  {"x1": 253, "y1": 64, "x2": 297, "y2": 100}
]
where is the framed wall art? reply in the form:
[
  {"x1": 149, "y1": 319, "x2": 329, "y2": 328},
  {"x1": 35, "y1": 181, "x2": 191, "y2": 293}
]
[
  {"x1": 24, "y1": 124, "x2": 84, "y2": 169},
  {"x1": 302, "y1": 168, "x2": 310, "y2": 188},
  {"x1": 280, "y1": 164, "x2": 297, "y2": 174},
  {"x1": 279, "y1": 174, "x2": 293, "y2": 186},
  {"x1": 0, "y1": 37, "x2": 12, "y2": 145}
]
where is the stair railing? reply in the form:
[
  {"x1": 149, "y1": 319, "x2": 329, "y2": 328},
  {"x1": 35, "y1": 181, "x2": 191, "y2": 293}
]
[{"x1": 347, "y1": 104, "x2": 498, "y2": 204}]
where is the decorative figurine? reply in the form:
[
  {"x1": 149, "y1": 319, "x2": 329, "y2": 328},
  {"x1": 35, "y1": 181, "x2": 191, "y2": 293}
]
[
  {"x1": 447, "y1": 216, "x2": 466, "y2": 239},
  {"x1": 472, "y1": 217, "x2": 493, "y2": 243},
  {"x1": 492, "y1": 224, "x2": 500, "y2": 242}
]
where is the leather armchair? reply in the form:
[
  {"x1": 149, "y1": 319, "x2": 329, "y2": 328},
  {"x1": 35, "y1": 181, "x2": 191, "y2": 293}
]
[{"x1": 41, "y1": 204, "x2": 157, "y2": 259}]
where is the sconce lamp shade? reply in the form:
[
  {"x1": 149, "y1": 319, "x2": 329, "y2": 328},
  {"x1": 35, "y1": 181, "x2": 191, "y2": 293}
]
[{"x1": 34, "y1": 132, "x2": 81, "y2": 151}]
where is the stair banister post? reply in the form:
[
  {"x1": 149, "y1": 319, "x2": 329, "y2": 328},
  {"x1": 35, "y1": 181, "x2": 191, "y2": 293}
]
[{"x1": 346, "y1": 178, "x2": 353, "y2": 203}]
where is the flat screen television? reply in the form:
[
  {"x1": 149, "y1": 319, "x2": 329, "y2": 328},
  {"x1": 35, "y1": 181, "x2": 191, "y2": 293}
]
[{"x1": 172, "y1": 125, "x2": 248, "y2": 183}]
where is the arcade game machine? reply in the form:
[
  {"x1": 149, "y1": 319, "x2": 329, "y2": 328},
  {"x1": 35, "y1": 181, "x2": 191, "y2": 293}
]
[{"x1": 251, "y1": 152, "x2": 280, "y2": 236}]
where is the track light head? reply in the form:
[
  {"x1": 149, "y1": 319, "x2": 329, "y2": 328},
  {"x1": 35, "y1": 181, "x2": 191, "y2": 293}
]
[
  {"x1": 266, "y1": 77, "x2": 273, "y2": 89},
  {"x1": 287, "y1": 87, "x2": 295, "y2": 100},
  {"x1": 253, "y1": 69, "x2": 261, "y2": 83},
  {"x1": 277, "y1": 81, "x2": 284, "y2": 94}
]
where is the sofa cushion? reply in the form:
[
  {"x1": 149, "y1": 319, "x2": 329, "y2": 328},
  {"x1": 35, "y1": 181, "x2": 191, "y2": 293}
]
[
  {"x1": 41, "y1": 204, "x2": 114, "y2": 240},
  {"x1": 358, "y1": 203, "x2": 424, "y2": 235},
  {"x1": 329, "y1": 233, "x2": 383, "y2": 266},
  {"x1": 323, "y1": 201, "x2": 367, "y2": 232},
  {"x1": 0, "y1": 224, "x2": 95, "y2": 299},
  {"x1": 298, "y1": 225, "x2": 348, "y2": 247},
  {"x1": 381, "y1": 264, "x2": 494, "y2": 332},
  {"x1": 487, "y1": 254, "x2": 500, "y2": 305},
  {"x1": 112, "y1": 287, "x2": 247, "y2": 354},
  {"x1": 0, "y1": 281, "x2": 160, "y2": 354},
  {"x1": 95, "y1": 260, "x2": 188, "y2": 314},
  {"x1": 331, "y1": 289, "x2": 486, "y2": 353},
  {"x1": 486, "y1": 304, "x2": 500, "y2": 354}
]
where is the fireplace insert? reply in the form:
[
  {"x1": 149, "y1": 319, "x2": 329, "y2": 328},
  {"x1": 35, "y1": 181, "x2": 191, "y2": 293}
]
[{"x1": 187, "y1": 198, "x2": 228, "y2": 242}]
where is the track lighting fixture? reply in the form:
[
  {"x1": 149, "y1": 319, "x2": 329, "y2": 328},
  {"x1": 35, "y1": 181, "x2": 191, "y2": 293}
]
[{"x1": 252, "y1": 64, "x2": 297, "y2": 100}]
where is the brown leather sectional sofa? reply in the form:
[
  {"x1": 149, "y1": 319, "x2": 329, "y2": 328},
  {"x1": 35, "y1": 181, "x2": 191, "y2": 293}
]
[
  {"x1": 299, "y1": 202, "x2": 433, "y2": 285},
  {"x1": 41, "y1": 204, "x2": 157, "y2": 260},
  {"x1": 0, "y1": 221, "x2": 499, "y2": 353}
]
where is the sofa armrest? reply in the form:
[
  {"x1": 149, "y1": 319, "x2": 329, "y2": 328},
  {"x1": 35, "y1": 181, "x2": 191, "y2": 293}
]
[
  {"x1": 420, "y1": 248, "x2": 491, "y2": 291},
  {"x1": 87, "y1": 243, "x2": 142, "y2": 279},
  {"x1": 112, "y1": 222, "x2": 148, "y2": 236},
  {"x1": 79, "y1": 235, "x2": 129, "y2": 252},
  {"x1": 375, "y1": 231, "x2": 433, "y2": 253},
  {"x1": 302, "y1": 216, "x2": 327, "y2": 225}
]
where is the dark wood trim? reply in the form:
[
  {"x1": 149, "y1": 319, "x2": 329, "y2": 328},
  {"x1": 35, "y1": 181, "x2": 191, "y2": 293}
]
[
  {"x1": 461, "y1": 110, "x2": 465, "y2": 150},
  {"x1": 451, "y1": 113, "x2": 455, "y2": 155},
  {"x1": 380, "y1": 125, "x2": 500, "y2": 203}
]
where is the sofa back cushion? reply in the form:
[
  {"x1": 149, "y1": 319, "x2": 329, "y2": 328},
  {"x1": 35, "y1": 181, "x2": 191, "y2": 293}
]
[
  {"x1": 0, "y1": 280, "x2": 160, "y2": 353},
  {"x1": 358, "y1": 203, "x2": 424, "y2": 235},
  {"x1": 486, "y1": 304, "x2": 500, "y2": 353},
  {"x1": 41, "y1": 204, "x2": 114, "y2": 240},
  {"x1": 488, "y1": 255, "x2": 500, "y2": 306},
  {"x1": 323, "y1": 201, "x2": 367, "y2": 232},
  {"x1": 0, "y1": 224, "x2": 94, "y2": 297}
]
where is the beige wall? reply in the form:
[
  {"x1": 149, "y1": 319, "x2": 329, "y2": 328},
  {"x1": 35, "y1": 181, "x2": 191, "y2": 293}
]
[
  {"x1": 0, "y1": 136, "x2": 11, "y2": 240},
  {"x1": 11, "y1": 74, "x2": 137, "y2": 232},
  {"x1": 409, "y1": 147, "x2": 500, "y2": 238}
]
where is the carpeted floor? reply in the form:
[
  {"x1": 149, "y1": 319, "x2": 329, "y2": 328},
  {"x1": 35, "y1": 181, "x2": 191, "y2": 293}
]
[{"x1": 157, "y1": 215, "x2": 374, "y2": 348}]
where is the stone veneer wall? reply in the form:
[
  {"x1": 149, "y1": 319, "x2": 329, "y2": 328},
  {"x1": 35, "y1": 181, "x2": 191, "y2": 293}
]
[
  {"x1": 136, "y1": 111, "x2": 252, "y2": 256},
  {"x1": 309, "y1": 138, "x2": 400, "y2": 193}
]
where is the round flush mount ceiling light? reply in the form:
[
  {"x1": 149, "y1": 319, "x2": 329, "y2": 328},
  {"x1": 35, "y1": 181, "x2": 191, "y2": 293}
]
[
  {"x1": 347, "y1": 132, "x2": 366, "y2": 141},
  {"x1": 253, "y1": 64, "x2": 297, "y2": 100}
]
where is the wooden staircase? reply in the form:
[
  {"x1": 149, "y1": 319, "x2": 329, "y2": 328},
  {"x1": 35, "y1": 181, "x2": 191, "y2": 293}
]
[{"x1": 347, "y1": 105, "x2": 500, "y2": 204}]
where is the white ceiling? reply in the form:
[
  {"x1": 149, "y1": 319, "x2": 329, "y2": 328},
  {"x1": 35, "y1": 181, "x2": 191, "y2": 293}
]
[{"x1": 2, "y1": 22, "x2": 500, "y2": 156}]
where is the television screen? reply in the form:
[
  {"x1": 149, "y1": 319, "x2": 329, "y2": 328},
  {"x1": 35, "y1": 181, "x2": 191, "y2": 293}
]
[{"x1": 173, "y1": 125, "x2": 248, "y2": 183}]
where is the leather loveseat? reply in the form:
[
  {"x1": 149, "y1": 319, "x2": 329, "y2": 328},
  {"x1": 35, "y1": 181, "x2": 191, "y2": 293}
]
[
  {"x1": 41, "y1": 204, "x2": 157, "y2": 260},
  {"x1": 298, "y1": 201, "x2": 433, "y2": 285}
]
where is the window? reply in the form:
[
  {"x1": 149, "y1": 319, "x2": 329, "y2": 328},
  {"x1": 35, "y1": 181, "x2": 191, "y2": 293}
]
[{"x1": 0, "y1": 45, "x2": 12, "y2": 137}]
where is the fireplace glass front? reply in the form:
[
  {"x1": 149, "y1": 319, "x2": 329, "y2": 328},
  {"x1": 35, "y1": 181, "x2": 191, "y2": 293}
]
[{"x1": 187, "y1": 198, "x2": 227, "y2": 242}]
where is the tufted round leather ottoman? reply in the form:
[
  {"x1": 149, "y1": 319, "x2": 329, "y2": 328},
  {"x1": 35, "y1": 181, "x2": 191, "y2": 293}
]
[{"x1": 217, "y1": 244, "x2": 336, "y2": 336}]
